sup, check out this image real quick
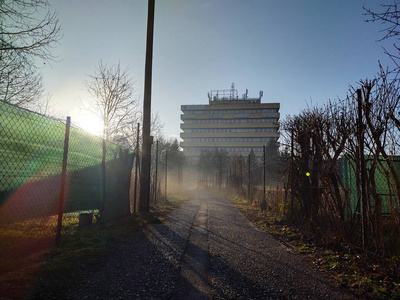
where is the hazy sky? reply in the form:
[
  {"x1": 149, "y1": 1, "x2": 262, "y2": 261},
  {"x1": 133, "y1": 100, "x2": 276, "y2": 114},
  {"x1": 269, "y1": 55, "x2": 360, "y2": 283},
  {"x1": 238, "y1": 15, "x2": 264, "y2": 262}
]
[{"x1": 42, "y1": 0, "x2": 393, "y2": 139}]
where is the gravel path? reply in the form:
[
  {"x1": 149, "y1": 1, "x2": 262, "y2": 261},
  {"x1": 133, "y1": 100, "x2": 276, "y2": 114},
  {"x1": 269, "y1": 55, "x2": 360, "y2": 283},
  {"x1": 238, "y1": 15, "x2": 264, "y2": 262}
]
[{"x1": 64, "y1": 189, "x2": 354, "y2": 300}]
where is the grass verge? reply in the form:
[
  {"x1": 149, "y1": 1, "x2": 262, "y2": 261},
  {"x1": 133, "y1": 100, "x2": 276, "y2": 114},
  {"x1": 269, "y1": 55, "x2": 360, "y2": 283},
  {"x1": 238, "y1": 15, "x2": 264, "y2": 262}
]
[
  {"x1": 1, "y1": 194, "x2": 188, "y2": 300},
  {"x1": 230, "y1": 195, "x2": 400, "y2": 300}
]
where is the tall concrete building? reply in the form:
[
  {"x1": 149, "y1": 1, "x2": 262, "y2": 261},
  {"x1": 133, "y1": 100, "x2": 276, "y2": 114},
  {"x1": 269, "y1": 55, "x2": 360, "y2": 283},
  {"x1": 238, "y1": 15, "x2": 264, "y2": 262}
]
[{"x1": 180, "y1": 84, "x2": 280, "y2": 163}]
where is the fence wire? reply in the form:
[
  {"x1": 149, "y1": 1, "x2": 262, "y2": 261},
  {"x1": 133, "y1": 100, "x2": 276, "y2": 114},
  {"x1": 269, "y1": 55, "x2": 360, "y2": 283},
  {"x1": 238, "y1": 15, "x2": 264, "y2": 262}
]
[{"x1": 0, "y1": 101, "x2": 133, "y2": 275}]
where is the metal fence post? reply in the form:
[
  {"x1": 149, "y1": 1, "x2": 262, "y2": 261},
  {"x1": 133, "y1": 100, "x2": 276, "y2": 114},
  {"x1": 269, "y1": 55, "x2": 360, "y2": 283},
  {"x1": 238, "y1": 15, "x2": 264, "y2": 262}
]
[
  {"x1": 133, "y1": 123, "x2": 140, "y2": 214},
  {"x1": 290, "y1": 128, "x2": 294, "y2": 220},
  {"x1": 154, "y1": 140, "x2": 159, "y2": 205},
  {"x1": 248, "y1": 154, "x2": 251, "y2": 201},
  {"x1": 263, "y1": 145, "x2": 266, "y2": 206},
  {"x1": 239, "y1": 157, "x2": 243, "y2": 189},
  {"x1": 165, "y1": 151, "x2": 168, "y2": 201},
  {"x1": 56, "y1": 116, "x2": 71, "y2": 246},
  {"x1": 101, "y1": 139, "x2": 106, "y2": 217}
]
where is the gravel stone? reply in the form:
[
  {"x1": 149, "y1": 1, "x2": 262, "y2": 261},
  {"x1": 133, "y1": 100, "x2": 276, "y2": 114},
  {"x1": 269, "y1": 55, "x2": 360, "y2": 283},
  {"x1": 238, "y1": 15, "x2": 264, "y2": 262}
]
[{"x1": 62, "y1": 190, "x2": 354, "y2": 300}]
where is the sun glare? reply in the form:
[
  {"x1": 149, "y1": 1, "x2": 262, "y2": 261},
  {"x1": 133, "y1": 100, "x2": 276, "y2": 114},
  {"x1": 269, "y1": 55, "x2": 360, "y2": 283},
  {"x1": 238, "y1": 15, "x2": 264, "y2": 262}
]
[{"x1": 77, "y1": 112, "x2": 103, "y2": 136}]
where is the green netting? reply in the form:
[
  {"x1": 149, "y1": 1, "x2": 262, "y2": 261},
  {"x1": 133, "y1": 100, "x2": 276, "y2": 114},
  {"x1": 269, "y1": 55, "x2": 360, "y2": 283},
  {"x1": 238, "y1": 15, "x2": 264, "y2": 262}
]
[
  {"x1": 0, "y1": 101, "x2": 133, "y2": 225},
  {"x1": 341, "y1": 155, "x2": 400, "y2": 218}
]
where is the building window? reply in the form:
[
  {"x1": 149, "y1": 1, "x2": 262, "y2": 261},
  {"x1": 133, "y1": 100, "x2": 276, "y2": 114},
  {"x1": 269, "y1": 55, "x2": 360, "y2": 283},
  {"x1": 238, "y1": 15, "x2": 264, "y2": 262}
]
[
  {"x1": 183, "y1": 146, "x2": 266, "y2": 153},
  {"x1": 182, "y1": 108, "x2": 278, "y2": 115},
  {"x1": 183, "y1": 128, "x2": 277, "y2": 133},
  {"x1": 184, "y1": 137, "x2": 274, "y2": 143},
  {"x1": 184, "y1": 118, "x2": 278, "y2": 124}
]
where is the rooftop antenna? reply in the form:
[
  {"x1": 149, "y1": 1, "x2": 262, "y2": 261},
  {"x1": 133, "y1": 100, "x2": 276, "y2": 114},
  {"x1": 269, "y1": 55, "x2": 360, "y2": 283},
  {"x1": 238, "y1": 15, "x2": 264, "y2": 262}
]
[
  {"x1": 230, "y1": 82, "x2": 236, "y2": 99},
  {"x1": 243, "y1": 88, "x2": 248, "y2": 99}
]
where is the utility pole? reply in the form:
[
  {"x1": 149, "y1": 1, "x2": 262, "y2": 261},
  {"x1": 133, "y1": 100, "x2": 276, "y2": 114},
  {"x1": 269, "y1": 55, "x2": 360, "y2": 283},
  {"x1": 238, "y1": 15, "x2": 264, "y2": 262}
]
[{"x1": 139, "y1": 0, "x2": 155, "y2": 213}]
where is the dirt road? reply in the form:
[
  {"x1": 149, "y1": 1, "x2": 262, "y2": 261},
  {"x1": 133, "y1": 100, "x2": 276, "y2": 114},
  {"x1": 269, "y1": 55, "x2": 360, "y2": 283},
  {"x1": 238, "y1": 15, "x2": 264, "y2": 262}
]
[{"x1": 65, "y1": 189, "x2": 354, "y2": 299}]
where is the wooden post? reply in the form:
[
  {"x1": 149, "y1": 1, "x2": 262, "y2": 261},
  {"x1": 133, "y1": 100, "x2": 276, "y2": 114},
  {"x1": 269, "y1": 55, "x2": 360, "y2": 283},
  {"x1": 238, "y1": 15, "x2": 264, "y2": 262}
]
[
  {"x1": 139, "y1": 0, "x2": 155, "y2": 213},
  {"x1": 357, "y1": 89, "x2": 368, "y2": 250},
  {"x1": 56, "y1": 116, "x2": 71, "y2": 246}
]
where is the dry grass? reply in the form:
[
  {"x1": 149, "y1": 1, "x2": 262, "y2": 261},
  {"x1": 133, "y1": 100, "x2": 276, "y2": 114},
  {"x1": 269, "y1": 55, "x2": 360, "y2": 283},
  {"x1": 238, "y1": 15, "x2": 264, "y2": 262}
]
[
  {"x1": 0, "y1": 194, "x2": 189, "y2": 299},
  {"x1": 229, "y1": 191, "x2": 400, "y2": 299}
]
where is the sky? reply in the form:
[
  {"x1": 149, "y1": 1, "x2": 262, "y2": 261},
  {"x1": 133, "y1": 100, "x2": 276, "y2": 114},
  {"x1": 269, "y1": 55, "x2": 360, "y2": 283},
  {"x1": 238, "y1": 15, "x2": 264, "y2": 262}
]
[{"x1": 41, "y1": 0, "x2": 394, "y2": 139}]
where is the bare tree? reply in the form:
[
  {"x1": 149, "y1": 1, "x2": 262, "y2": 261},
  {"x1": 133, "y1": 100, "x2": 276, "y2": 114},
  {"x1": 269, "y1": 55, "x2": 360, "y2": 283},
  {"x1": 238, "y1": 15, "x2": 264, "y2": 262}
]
[
  {"x1": 214, "y1": 148, "x2": 230, "y2": 188},
  {"x1": 280, "y1": 70, "x2": 400, "y2": 252},
  {"x1": 364, "y1": 1, "x2": 400, "y2": 69},
  {"x1": 197, "y1": 150, "x2": 215, "y2": 187},
  {"x1": 264, "y1": 139, "x2": 280, "y2": 186},
  {"x1": 0, "y1": 0, "x2": 61, "y2": 59},
  {"x1": 282, "y1": 101, "x2": 358, "y2": 229},
  {"x1": 0, "y1": 0, "x2": 61, "y2": 107},
  {"x1": 197, "y1": 148, "x2": 230, "y2": 188},
  {"x1": 86, "y1": 61, "x2": 138, "y2": 142},
  {"x1": 150, "y1": 111, "x2": 164, "y2": 139},
  {"x1": 0, "y1": 50, "x2": 43, "y2": 106}
]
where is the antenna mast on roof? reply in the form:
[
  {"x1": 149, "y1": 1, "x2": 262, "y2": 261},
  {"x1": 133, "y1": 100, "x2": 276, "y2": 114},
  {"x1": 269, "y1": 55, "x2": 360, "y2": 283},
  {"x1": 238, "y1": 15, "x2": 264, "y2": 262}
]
[{"x1": 230, "y1": 83, "x2": 236, "y2": 100}]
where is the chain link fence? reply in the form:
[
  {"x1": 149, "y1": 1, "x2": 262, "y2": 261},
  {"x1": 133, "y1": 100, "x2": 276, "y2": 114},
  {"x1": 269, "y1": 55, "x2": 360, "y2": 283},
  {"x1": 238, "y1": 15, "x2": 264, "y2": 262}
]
[{"x1": 0, "y1": 101, "x2": 133, "y2": 275}]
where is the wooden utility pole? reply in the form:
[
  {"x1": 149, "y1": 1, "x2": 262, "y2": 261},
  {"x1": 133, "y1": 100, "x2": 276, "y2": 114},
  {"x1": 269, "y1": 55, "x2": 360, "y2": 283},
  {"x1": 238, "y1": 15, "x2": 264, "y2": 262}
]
[{"x1": 139, "y1": 0, "x2": 155, "y2": 213}]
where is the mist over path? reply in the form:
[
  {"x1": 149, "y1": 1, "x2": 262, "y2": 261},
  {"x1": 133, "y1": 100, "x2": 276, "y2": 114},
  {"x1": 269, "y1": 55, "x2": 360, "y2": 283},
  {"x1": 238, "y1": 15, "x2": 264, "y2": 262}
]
[{"x1": 66, "y1": 189, "x2": 354, "y2": 299}]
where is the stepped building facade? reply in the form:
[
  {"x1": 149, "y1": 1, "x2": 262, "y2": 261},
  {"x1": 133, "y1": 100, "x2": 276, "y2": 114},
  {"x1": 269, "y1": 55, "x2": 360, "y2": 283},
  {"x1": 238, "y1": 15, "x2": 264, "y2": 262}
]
[{"x1": 180, "y1": 85, "x2": 280, "y2": 163}]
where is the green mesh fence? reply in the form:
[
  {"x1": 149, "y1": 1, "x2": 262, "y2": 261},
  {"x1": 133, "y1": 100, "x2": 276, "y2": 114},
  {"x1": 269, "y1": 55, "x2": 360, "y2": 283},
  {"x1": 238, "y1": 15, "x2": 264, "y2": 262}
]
[
  {"x1": 65, "y1": 125, "x2": 118, "y2": 214},
  {"x1": 0, "y1": 101, "x2": 134, "y2": 275},
  {"x1": 341, "y1": 155, "x2": 400, "y2": 218},
  {"x1": 0, "y1": 101, "x2": 66, "y2": 224}
]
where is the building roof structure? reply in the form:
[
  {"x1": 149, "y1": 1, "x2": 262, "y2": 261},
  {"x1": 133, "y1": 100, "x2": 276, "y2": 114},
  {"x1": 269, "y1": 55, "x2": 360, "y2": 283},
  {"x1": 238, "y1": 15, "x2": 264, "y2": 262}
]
[{"x1": 180, "y1": 84, "x2": 280, "y2": 163}]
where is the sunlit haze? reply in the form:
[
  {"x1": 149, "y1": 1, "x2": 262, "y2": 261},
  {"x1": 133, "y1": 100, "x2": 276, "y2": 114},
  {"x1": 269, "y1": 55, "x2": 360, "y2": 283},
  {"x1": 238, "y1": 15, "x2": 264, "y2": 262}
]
[
  {"x1": 75, "y1": 110, "x2": 103, "y2": 136},
  {"x1": 42, "y1": 0, "x2": 393, "y2": 140}
]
